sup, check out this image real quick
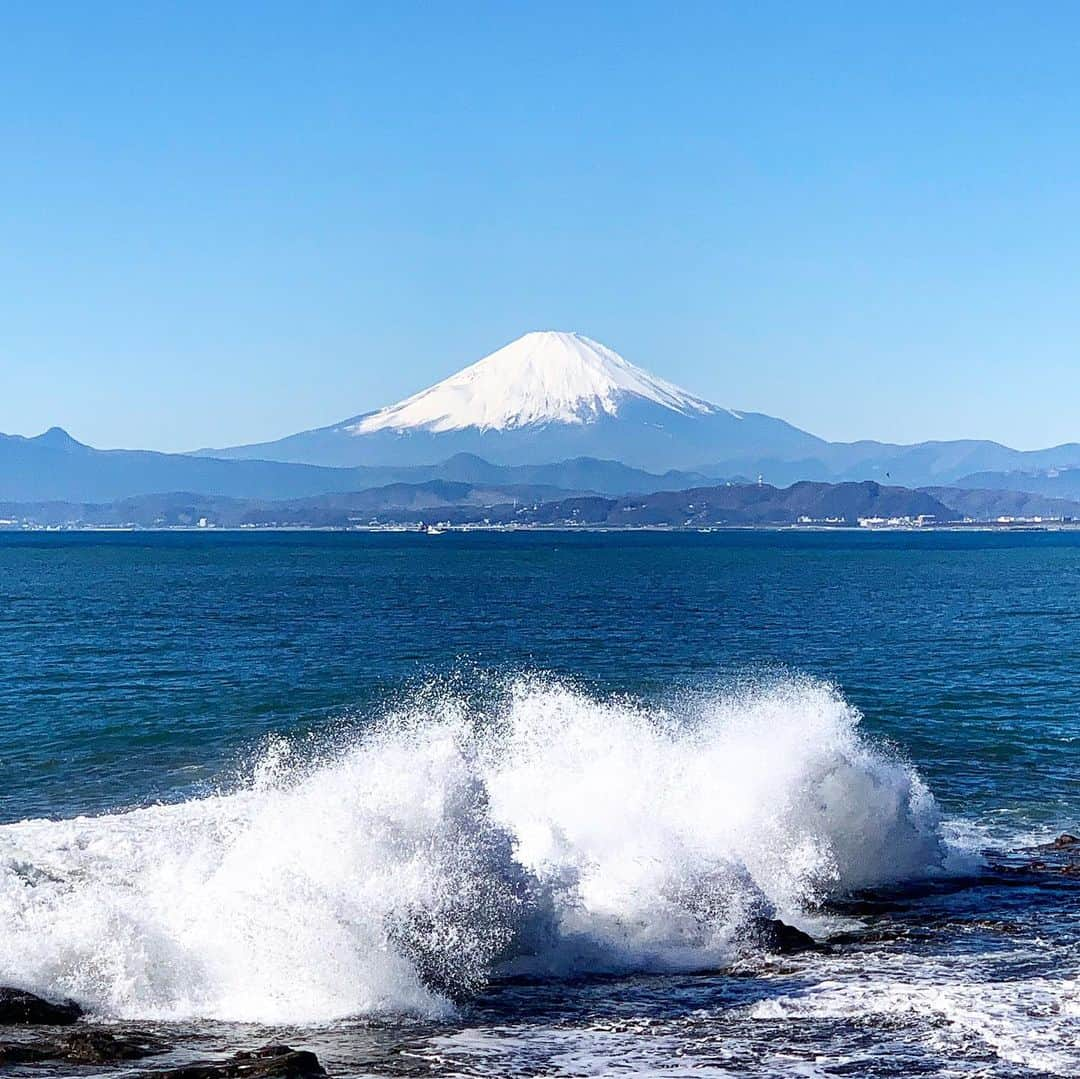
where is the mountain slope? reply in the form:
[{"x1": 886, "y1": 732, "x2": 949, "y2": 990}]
[
  {"x1": 355, "y1": 331, "x2": 719, "y2": 432},
  {"x1": 950, "y1": 467, "x2": 1080, "y2": 501},
  {"x1": 923, "y1": 486, "x2": 1080, "y2": 519},
  {"x1": 518, "y1": 481, "x2": 957, "y2": 527},
  {"x1": 202, "y1": 331, "x2": 825, "y2": 470},
  {"x1": 0, "y1": 428, "x2": 387, "y2": 502},
  {"x1": 706, "y1": 440, "x2": 1080, "y2": 488}
]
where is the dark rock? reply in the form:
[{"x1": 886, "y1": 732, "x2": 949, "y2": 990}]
[
  {"x1": 997, "y1": 832, "x2": 1080, "y2": 878},
  {"x1": 962, "y1": 919, "x2": 1025, "y2": 934},
  {"x1": 133, "y1": 1044, "x2": 327, "y2": 1079},
  {"x1": 753, "y1": 918, "x2": 824, "y2": 954},
  {"x1": 826, "y1": 926, "x2": 911, "y2": 946},
  {"x1": 58, "y1": 1029, "x2": 164, "y2": 1063},
  {"x1": 0, "y1": 1029, "x2": 164, "y2": 1066},
  {"x1": 992, "y1": 857, "x2": 1080, "y2": 879},
  {"x1": 0, "y1": 987, "x2": 82, "y2": 1025},
  {"x1": 235, "y1": 1046, "x2": 326, "y2": 1074},
  {"x1": 1028, "y1": 832, "x2": 1080, "y2": 852},
  {"x1": 0, "y1": 1041, "x2": 55, "y2": 1065}
]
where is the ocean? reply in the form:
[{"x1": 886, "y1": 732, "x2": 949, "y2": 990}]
[{"x1": 1, "y1": 530, "x2": 1077, "y2": 1077}]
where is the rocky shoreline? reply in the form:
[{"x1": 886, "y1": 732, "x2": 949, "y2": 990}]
[
  {"x1": 0, "y1": 990, "x2": 325, "y2": 1079},
  {"x1": 1, "y1": 842, "x2": 1074, "y2": 1077}
]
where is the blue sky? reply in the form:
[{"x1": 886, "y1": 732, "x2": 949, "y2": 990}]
[{"x1": 2, "y1": 2, "x2": 1079, "y2": 452}]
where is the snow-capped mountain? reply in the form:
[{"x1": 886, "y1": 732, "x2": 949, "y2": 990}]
[
  {"x1": 352, "y1": 332, "x2": 723, "y2": 434},
  {"x1": 205, "y1": 331, "x2": 823, "y2": 470}
]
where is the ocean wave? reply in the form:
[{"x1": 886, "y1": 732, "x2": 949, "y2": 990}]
[{"x1": 0, "y1": 675, "x2": 949, "y2": 1023}]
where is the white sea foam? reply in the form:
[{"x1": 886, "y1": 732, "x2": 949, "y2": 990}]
[
  {"x1": 0, "y1": 676, "x2": 948, "y2": 1023},
  {"x1": 750, "y1": 970, "x2": 1080, "y2": 1075}
]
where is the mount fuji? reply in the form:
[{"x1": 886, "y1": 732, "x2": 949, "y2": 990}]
[
  {"x1": 204, "y1": 331, "x2": 823, "y2": 470},
  {"x1": 11, "y1": 331, "x2": 1080, "y2": 503}
]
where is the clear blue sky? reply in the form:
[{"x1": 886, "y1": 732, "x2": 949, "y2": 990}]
[{"x1": 2, "y1": 2, "x2": 1079, "y2": 452}]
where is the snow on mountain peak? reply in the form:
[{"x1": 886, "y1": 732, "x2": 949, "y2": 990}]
[{"x1": 350, "y1": 331, "x2": 721, "y2": 435}]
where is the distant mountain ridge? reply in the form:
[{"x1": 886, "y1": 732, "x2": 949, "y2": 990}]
[
  {"x1": 1, "y1": 479, "x2": 962, "y2": 529},
  {"x1": 8, "y1": 475, "x2": 1080, "y2": 530},
  {"x1": 0, "y1": 428, "x2": 714, "y2": 503},
  {"x1": 720, "y1": 441, "x2": 1080, "y2": 489},
  {"x1": 949, "y1": 467, "x2": 1080, "y2": 501},
  {"x1": 508, "y1": 481, "x2": 958, "y2": 528}
]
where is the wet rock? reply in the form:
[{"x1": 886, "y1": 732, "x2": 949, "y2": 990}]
[
  {"x1": 826, "y1": 926, "x2": 912, "y2": 946},
  {"x1": 753, "y1": 917, "x2": 824, "y2": 954},
  {"x1": 991, "y1": 858, "x2": 1080, "y2": 879},
  {"x1": 961, "y1": 918, "x2": 1025, "y2": 934},
  {"x1": 0, "y1": 1029, "x2": 165, "y2": 1066},
  {"x1": 0, "y1": 1041, "x2": 55, "y2": 1065},
  {"x1": 236, "y1": 1045, "x2": 326, "y2": 1077},
  {"x1": 998, "y1": 832, "x2": 1080, "y2": 878},
  {"x1": 133, "y1": 1044, "x2": 327, "y2": 1079},
  {"x1": 0, "y1": 987, "x2": 82, "y2": 1025},
  {"x1": 59, "y1": 1029, "x2": 165, "y2": 1063},
  {"x1": 1027, "y1": 832, "x2": 1079, "y2": 852}
]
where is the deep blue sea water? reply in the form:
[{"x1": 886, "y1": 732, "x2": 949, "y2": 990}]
[{"x1": 1, "y1": 531, "x2": 1078, "y2": 1077}]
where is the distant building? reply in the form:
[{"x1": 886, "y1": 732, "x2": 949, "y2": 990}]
[{"x1": 859, "y1": 515, "x2": 926, "y2": 529}]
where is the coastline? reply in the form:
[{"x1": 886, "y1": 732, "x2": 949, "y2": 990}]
[{"x1": 4, "y1": 521, "x2": 1080, "y2": 534}]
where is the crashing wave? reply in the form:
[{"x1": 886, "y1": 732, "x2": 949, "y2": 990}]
[{"x1": 0, "y1": 675, "x2": 947, "y2": 1023}]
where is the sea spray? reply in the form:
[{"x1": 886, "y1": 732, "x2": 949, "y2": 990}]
[{"x1": 0, "y1": 675, "x2": 947, "y2": 1023}]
